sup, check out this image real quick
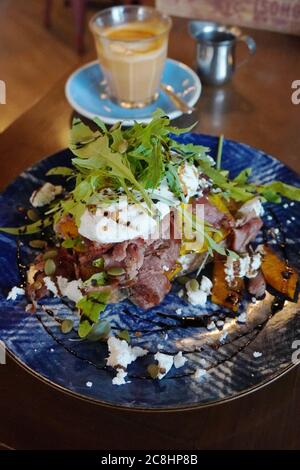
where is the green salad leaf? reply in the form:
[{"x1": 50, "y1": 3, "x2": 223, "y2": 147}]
[
  {"x1": 0, "y1": 217, "x2": 52, "y2": 235},
  {"x1": 77, "y1": 290, "x2": 110, "y2": 338},
  {"x1": 2, "y1": 109, "x2": 300, "y2": 263},
  {"x1": 258, "y1": 181, "x2": 300, "y2": 202},
  {"x1": 46, "y1": 166, "x2": 74, "y2": 177}
]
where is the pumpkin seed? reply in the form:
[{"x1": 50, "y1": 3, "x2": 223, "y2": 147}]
[
  {"x1": 147, "y1": 363, "x2": 160, "y2": 379},
  {"x1": 86, "y1": 320, "x2": 111, "y2": 342},
  {"x1": 92, "y1": 257, "x2": 104, "y2": 268},
  {"x1": 189, "y1": 279, "x2": 199, "y2": 291},
  {"x1": 27, "y1": 209, "x2": 39, "y2": 222},
  {"x1": 117, "y1": 329, "x2": 130, "y2": 343},
  {"x1": 29, "y1": 239, "x2": 47, "y2": 249},
  {"x1": 43, "y1": 249, "x2": 58, "y2": 260},
  {"x1": 107, "y1": 267, "x2": 126, "y2": 276},
  {"x1": 61, "y1": 319, "x2": 73, "y2": 334},
  {"x1": 44, "y1": 258, "x2": 56, "y2": 276}
]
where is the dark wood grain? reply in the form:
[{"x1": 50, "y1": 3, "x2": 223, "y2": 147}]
[{"x1": 0, "y1": 17, "x2": 300, "y2": 449}]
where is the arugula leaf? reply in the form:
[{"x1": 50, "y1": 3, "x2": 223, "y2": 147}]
[
  {"x1": 83, "y1": 272, "x2": 107, "y2": 287},
  {"x1": 141, "y1": 138, "x2": 164, "y2": 189},
  {"x1": 70, "y1": 118, "x2": 100, "y2": 148},
  {"x1": 258, "y1": 181, "x2": 300, "y2": 202},
  {"x1": 93, "y1": 117, "x2": 108, "y2": 134},
  {"x1": 62, "y1": 236, "x2": 85, "y2": 251},
  {"x1": 46, "y1": 167, "x2": 74, "y2": 177},
  {"x1": 200, "y1": 163, "x2": 255, "y2": 202},
  {"x1": 71, "y1": 134, "x2": 152, "y2": 208},
  {"x1": 166, "y1": 163, "x2": 184, "y2": 200},
  {"x1": 77, "y1": 290, "x2": 110, "y2": 338},
  {"x1": 0, "y1": 217, "x2": 52, "y2": 235},
  {"x1": 234, "y1": 168, "x2": 252, "y2": 185},
  {"x1": 170, "y1": 141, "x2": 212, "y2": 164}
]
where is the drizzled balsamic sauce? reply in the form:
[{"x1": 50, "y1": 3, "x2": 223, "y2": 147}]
[{"x1": 17, "y1": 206, "x2": 297, "y2": 380}]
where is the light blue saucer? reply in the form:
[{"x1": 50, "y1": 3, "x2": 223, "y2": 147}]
[{"x1": 65, "y1": 59, "x2": 201, "y2": 125}]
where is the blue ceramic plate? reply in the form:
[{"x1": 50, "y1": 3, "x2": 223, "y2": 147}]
[
  {"x1": 0, "y1": 134, "x2": 299, "y2": 410},
  {"x1": 65, "y1": 59, "x2": 201, "y2": 125}
]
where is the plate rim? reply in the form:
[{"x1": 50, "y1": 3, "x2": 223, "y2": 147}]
[
  {"x1": 4, "y1": 347, "x2": 298, "y2": 412},
  {"x1": 64, "y1": 58, "x2": 202, "y2": 125}
]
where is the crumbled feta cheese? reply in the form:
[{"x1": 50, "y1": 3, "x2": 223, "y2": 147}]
[
  {"x1": 256, "y1": 244, "x2": 265, "y2": 255},
  {"x1": 56, "y1": 276, "x2": 83, "y2": 303},
  {"x1": 207, "y1": 156, "x2": 216, "y2": 166},
  {"x1": 219, "y1": 331, "x2": 228, "y2": 342},
  {"x1": 173, "y1": 351, "x2": 187, "y2": 369},
  {"x1": 238, "y1": 197, "x2": 264, "y2": 219},
  {"x1": 7, "y1": 286, "x2": 25, "y2": 301},
  {"x1": 253, "y1": 351, "x2": 262, "y2": 358},
  {"x1": 112, "y1": 369, "x2": 128, "y2": 386},
  {"x1": 50, "y1": 348, "x2": 54, "y2": 352},
  {"x1": 211, "y1": 187, "x2": 222, "y2": 193},
  {"x1": 154, "y1": 352, "x2": 174, "y2": 379},
  {"x1": 30, "y1": 182, "x2": 62, "y2": 208},
  {"x1": 176, "y1": 308, "x2": 182, "y2": 315},
  {"x1": 199, "y1": 358, "x2": 207, "y2": 367},
  {"x1": 251, "y1": 297, "x2": 257, "y2": 303},
  {"x1": 186, "y1": 276, "x2": 212, "y2": 306},
  {"x1": 225, "y1": 252, "x2": 262, "y2": 283},
  {"x1": 177, "y1": 289, "x2": 184, "y2": 298},
  {"x1": 178, "y1": 162, "x2": 199, "y2": 201},
  {"x1": 247, "y1": 253, "x2": 262, "y2": 277},
  {"x1": 291, "y1": 216, "x2": 296, "y2": 221},
  {"x1": 287, "y1": 220, "x2": 292, "y2": 224},
  {"x1": 239, "y1": 255, "x2": 251, "y2": 277},
  {"x1": 207, "y1": 320, "x2": 217, "y2": 331},
  {"x1": 86, "y1": 381, "x2": 93, "y2": 388},
  {"x1": 107, "y1": 337, "x2": 148, "y2": 370},
  {"x1": 44, "y1": 276, "x2": 58, "y2": 296},
  {"x1": 216, "y1": 320, "x2": 225, "y2": 327},
  {"x1": 267, "y1": 215, "x2": 273, "y2": 221},
  {"x1": 290, "y1": 202, "x2": 295, "y2": 207},
  {"x1": 198, "y1": 176, "x2": 212, "y2": 193},
  {"x1": 193, "y1": 368, "x2": 207, "y2": 381},
  {"x1": 283, "y1": 203, "x2": 289, "y2": 209},
  {"x1": 237, "y1": 312, "x2": 247, "y2": 323},
  {"x1": 224, "y1": 256, "x2": 236, "y2": 284},
  {"x1": 162, "y1": 265, "x2": 169, "y2": 271}
]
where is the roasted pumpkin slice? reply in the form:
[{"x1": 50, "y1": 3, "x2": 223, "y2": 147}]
[
  {"x1": 211, "y1": 258, "x2": 244, "y2": 312},
  {"x1": 261, "y1": 246, "x2": 298, "y2": 300},
  {"x1": 55, "y1": 215, "x2": 78, "y2": 239}
]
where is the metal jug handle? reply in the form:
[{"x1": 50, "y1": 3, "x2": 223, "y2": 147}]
[{"x1": 236, "y1": 35, "x2": 256, "y2": 68}]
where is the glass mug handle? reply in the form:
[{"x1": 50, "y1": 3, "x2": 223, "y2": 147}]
[{"x1": 236, "y1": 35, "x2": 256, "y2": 68}]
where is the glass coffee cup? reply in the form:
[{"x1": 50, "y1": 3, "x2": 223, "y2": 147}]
[{"x1": 89, "y1": 5, "x2": 172, "y2": 108}]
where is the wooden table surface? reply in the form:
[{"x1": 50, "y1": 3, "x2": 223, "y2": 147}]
[{"x1": 0, "y1": 18, "x2": 300, "y2": 450}]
